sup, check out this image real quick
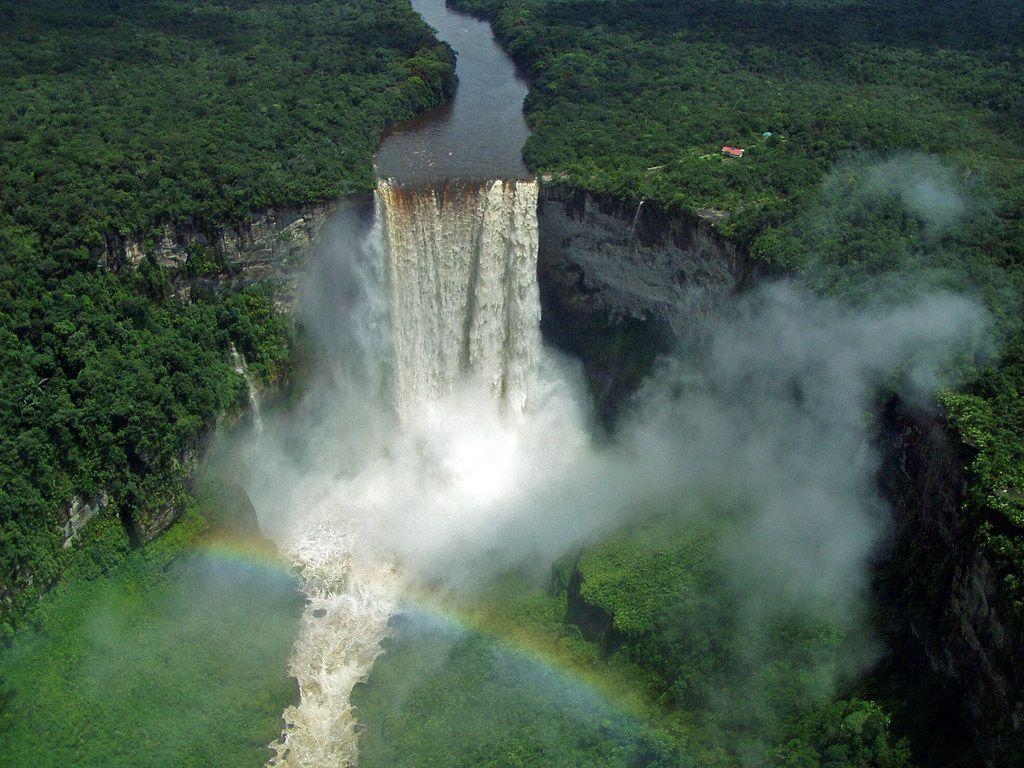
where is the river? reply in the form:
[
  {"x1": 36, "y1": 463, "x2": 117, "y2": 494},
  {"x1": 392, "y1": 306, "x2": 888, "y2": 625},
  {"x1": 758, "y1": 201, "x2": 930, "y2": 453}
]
[
  {"x1": 373, "y1": 0, "x2": 531, "y2": 183},
  {"x1": 263, "y1": 3, "x2": 543, "y2": 765}
]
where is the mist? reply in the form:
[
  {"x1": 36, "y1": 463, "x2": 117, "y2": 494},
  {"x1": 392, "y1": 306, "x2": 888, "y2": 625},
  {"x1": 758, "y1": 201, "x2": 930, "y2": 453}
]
[
  {"x1": 236, "y1": 246, "x2": 988, "y2": 593},
  {"x1": 215, "y1": 175, "x2": 992, "y2": 764}
]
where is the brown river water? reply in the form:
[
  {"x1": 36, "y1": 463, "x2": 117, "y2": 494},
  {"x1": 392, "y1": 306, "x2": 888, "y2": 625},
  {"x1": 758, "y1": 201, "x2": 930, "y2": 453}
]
[{"x1": 373, "y1": 0, "x2": 531, "y2": 184}]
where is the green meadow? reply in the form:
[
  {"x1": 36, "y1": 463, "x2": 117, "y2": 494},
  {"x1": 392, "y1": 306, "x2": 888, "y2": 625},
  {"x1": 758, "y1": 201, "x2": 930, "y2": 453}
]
[{"x1": 0, "y1": 512, "x2": 302, "y2": 768}]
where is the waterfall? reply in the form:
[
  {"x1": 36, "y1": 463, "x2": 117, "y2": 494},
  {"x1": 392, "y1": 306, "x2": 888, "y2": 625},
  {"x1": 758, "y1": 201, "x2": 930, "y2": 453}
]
[
  {"x1": 230, "y1": 343, "x2": 264, "y2": 433},
  {"x1": 267, "y1": 177, "x2": 547, "y2": 768},
  {"x1": 377, "y1": 178, "x2": 542, "y2": 415},
  {"x1": 628, "y1": 198, "x2": 646, "y2": 244}
]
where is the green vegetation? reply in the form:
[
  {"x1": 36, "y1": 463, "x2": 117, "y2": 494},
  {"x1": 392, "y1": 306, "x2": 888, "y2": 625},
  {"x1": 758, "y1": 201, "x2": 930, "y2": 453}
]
[
  {"x1": 452, "y1": 0, "x2": 1021, "y2": 235},
  {"x1": 5, "y1": 0, "x2": 1023, "y2": 764},
  {"x1": 0, "y1": 508, "x2": 303, "y2": 767},
  {"x1": 1, "y1": 0, "x2": 456, "y2": 252},
  {"x1": 451, "y1": 0, "x2": 1024, "y2": 639},
  {"x1": 355, "y1": 516, "x2": 909, "y2": 767},
  {"x1": 0, "y1": 0, "x2": 456, "y2": 631},
  {"x1": 352, "y1": 610, "x2": 682, "y2": 768}
]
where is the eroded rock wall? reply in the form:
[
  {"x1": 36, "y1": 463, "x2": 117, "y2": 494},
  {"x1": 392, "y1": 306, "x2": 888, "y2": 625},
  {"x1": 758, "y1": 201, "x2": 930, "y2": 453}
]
[
  {"x1": 877, "y1": 400, "x2": 1023, "y2": 766},
  {"x1": 97, "y1": 201, "x2": 342, "y2": 307},
  {"x1": 536, "y1": 182, "x2": 752, "y2": 423}
]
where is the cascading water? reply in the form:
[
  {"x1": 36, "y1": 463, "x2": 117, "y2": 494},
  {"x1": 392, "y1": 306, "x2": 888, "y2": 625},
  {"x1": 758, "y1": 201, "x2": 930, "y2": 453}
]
[
  {"x1": 628, "y1": 198, "x2": 646, "y2": 245},
  {"x1": 378, "y1": 179, "x2": 541, "y2": 414},
  {"x1": 267, "y1": 178, "x2": 548, "y2": 767},
  {"x1": 230, "y1": 342, "x2": 264, "y2": 434}
]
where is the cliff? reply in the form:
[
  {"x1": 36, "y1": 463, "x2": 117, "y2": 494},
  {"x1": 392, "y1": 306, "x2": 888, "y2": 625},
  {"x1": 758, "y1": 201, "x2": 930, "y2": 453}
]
[
  {"x1": 536, "y1": 182, "x2": 753, "y2": 423},
  {"x1": 71, "y1": 202, "x2": 345, "y2": 550},
  {"x1": 534, "y1": 181, "x2": 1021, "y2": 765},
  {"x1": 96, "y1": 201, "x2": 340, "y2": 308},
  {"x1": 877, "y1": 399, "x2": 1023, "y2": 766}
]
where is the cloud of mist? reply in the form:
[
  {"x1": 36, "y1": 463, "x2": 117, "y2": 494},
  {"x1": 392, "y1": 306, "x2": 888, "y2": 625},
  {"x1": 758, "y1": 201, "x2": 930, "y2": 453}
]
[
  {"x1": 232, "y1": 183, "x2": 991, "y2": 598},
  {"x1": 863, "y1": 153, "x2": 968, "y2": 233},
  {"x1": 217, "y1": 174, "x2": 992, "y2": 758},
  {"x1": 787, "y1": 152, "x2": 1020, "y2": 333}
]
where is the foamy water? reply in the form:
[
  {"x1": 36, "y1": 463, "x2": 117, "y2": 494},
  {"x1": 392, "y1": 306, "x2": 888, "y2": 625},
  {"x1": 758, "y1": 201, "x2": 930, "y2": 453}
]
[
  {"x1": 268, "y1": 526, "x2": 397, "y2": 767},
  {"x1": 265, "y1": 179, "x2": 566, "y2": 766}
]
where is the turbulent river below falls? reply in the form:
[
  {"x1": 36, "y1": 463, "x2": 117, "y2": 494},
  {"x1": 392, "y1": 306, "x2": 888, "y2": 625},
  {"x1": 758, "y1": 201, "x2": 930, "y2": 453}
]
[{"x1": 256, "y1": 3, "x2": 555, "y2": 764}]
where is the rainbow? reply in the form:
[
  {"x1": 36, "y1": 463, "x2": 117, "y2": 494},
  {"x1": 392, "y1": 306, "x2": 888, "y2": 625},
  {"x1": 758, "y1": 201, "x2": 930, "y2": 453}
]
[{"x1": 194, "y1": 533, "x2": 669, "y2": 755}]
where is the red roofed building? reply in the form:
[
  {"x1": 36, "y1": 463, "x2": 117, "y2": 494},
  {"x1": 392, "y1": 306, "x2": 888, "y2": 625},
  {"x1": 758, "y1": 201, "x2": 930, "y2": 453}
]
[{"x1": 722, "y1": 146, "x2": 745, "y2": 158}]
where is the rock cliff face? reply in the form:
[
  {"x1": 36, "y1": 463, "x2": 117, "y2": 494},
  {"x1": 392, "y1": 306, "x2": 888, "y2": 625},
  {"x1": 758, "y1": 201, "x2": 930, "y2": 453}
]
[
  {"x1": 534, "y1": 183, "x2": 1020, "y2": 765},
  {"x1": 537, "y1": 184, "x2": 752, "y2": 340},
  {"x1": 75, "y1": 203, "x2": 343, "y2": 548},
  {"x1": 97, "y1": 201, "x2": 341, "y2": 307},
  {"x1": 61, "y1": 493, "x2": 107, "y2": 548},
  {"x1": 877, "y1": 400, "x2": 1023, "y2": 767},
  {"x1": 535, "y1": 182, "x2": 752, "y2": 423}
]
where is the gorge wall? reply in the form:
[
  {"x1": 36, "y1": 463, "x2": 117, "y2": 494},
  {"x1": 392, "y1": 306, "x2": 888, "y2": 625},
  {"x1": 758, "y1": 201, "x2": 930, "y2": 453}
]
[
  {"x1": 96, "y1": 201, "x2": 343, "y2": 308},
  {"x1": 877, "y1": 400, "x2": 1023, "y2": 766},
  {"x1": 535, "y1": 183, "x2": 752, "y2": 423},
  {"x1": 69, "y1": 202, "x2": 344, "y2": 550},
  {"x1": 82, "y1": 180, "x2": 1021, "y2": 766},
  {"x1": 533, "y1": 182, "x2": 1021, "y2": 766}
]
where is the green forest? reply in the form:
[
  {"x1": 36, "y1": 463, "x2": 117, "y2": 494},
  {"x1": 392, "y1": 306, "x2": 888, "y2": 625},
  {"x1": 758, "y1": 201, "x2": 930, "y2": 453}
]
[
  {"x1": 3, "y1": 0, "x2": 1024, "y2": 767},
  {"x1": 451, "y1": 0, "x2": 1024, "y2": 687},
  {"x1": 0, "y1": 0, "x2": 455, "y2": 632},
  {"x1": 354, "y1": 521, "x2": 912, "y2": 768}
]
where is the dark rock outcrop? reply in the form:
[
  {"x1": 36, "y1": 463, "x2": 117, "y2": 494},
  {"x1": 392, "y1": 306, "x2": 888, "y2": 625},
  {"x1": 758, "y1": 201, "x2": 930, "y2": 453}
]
[
  {"x1": 876, "y1": 399, "x2": 1023, "y2": 767},
  {"x1": 97, "y1": 201, "x2": 343, "y2": 307},
  {"x1": 563, "y1": 560, "x2": 622, "y2": 653},
  {"x1": 536, "y1": 183, "x2": 752, "y2": 424},
  {"x1": 194, "y1": 474, "x2": 265, "y2": 540},
  {"x1": 61, "y1": 493, "x2": 108, "y2": 548}
]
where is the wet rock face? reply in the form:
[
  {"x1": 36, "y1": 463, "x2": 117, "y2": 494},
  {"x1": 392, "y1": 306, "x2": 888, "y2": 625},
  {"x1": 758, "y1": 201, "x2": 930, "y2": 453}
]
[
  {"x1": 537, "y1": 184, "x2": 751, "y2": 341},
  {"x1": 62, "y1": 493, "x2": 107, "y2": 548},
  {"x1": 877, "y1": 400, "x2": 1024, "y2": 767},
  {"x1": 535, "y1": 183, "x2": 751, "y2": 425},
  {"x1": 563, "y1": 561, "x2": 622, "y2": 654}
]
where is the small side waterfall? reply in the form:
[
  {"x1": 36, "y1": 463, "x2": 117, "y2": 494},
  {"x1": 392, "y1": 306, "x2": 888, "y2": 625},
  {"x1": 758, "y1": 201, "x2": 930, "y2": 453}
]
[
  {"x1": 377, "y1": 178, "x2": 542, "y2": 414},
  {"x1": 628, "y1": 198, "x2": 646, "y2": 244},
  {"x1": 230, "y1": 343, "x2": 264, "y2": 433}
]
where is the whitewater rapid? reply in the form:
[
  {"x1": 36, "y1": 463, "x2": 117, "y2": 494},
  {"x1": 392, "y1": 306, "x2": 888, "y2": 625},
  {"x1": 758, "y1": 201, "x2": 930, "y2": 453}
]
[{"x1": 267, "y1": 178, "x2": 547, "y2": 767}]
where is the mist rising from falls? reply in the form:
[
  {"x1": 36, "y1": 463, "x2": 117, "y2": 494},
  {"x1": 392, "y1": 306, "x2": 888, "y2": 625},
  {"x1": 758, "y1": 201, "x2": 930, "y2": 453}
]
[
  {"x1": 265, "y1": 177, "x2": 581, "y2": 767},
  {"x1": 379, "y1": 179, "x2": 541, "y2": 414}
]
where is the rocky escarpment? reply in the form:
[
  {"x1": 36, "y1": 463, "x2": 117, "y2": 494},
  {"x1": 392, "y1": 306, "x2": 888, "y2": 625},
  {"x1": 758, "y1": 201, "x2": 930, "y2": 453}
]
[
  {"x1": 876, "y1": 399, "x2": 1023, "y2": 767},
  {"x1": 61, "y1": 493, "x2": 108, "y2": 548},
  {"x1": 536, "y1": 183, "x2": 1022, "y2": 764},
  {"x1": 72, "y1": 203, "x2": 348, "y2": 550},
  {"x1": 536, "y1": 182, "x2": 753, "y2": 423},
  {"x1": 561, "y1": 559, "x2": 623, "y2": 653},
  {"x1": 97, "y1": 201, "x2": 342, "y2": 308}
]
